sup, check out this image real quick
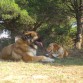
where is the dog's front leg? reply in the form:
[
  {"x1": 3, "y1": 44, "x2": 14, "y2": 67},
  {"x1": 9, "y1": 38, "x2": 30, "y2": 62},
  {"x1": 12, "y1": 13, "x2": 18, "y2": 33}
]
[{"x1": 22, "y1": 53, "x2": 54, "y2": 63}]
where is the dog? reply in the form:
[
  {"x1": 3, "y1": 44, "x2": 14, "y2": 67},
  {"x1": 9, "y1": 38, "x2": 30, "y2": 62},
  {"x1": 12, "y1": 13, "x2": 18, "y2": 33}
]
[
  {"x1": 46, "y1": 43, "x2": 68, "y2": 58},
  {"x1": 0, "y1": 31, "x2": 54, "y2": 62}
]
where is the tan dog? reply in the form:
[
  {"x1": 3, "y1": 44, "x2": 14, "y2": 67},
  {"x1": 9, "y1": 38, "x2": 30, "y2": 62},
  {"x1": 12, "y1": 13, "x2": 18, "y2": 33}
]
[
  {"x1": 0, "y1": 31, "x2": 54, "y2": 62},
  {"x1": 46, "y1": 43, "x2": 68, "y2": 58}
]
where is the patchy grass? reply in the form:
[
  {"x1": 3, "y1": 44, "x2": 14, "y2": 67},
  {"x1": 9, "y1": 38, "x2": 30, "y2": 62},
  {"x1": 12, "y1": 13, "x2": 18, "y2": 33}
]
[
  {"x1": 54, "y1": 57, "x2": 83, "y2": 65},
  {"x1": 0, "y1": 57, "x2": 83, "y2": 83}
]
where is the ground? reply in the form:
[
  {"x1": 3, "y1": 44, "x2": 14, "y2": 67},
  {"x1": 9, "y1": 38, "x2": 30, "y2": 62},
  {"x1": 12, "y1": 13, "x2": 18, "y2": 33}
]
[{"x1": 0, "y1": 57, "x2": 83, "y2": 83}]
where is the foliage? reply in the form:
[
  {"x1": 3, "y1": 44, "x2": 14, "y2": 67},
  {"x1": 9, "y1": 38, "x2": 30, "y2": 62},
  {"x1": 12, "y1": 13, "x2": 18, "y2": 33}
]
[
  {"x1": 0, "y1": 38, "x2": 12, "y2": 50},
  {"x1": 62, "y1": 0, "x2": 83, "y2": 49},
  {"x1": 26, "y1": 0, "x2": 70, "y2": 30},
  {"x1": 0, "y1": 0, "x2": 35, "y2": 33},
  {"x1": 0, "y1": 0, "x2": 82, "y2": 49},
  {"x1": 0, "y1": 0, "x2": 20, "y2": 20},
  {"x1": 38, "y1": 24, "x2": 74, "y2": 48}
]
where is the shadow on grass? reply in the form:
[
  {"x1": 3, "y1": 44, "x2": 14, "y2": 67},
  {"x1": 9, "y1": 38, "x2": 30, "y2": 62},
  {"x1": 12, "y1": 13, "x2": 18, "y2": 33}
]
[
  {"x1": 46, "y1": 57, "x2": 83, "y2": 66},
  {"x1": 0, "y1": 57, "x2": 83, "y2": 66}
]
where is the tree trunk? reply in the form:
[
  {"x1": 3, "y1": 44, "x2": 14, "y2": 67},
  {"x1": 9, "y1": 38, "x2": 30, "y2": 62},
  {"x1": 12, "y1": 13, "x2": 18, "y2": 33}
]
[
  {"x1": 81, "y1": 17, "x2": 83, "y2": 47},
  {"x1": 75, "y1": 13, "x2": 82, "y2": 49}
]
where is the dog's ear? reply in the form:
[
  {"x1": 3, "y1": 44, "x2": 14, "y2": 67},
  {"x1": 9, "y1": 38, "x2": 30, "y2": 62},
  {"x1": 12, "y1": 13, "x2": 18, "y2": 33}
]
[
  {"x1": 22, "y1": 30, "x2": 27, "y2": 34},
  {"x1": 29, "y1": 33, "x2": 31, "y2": 37},
  {"x1": 53, "y1": 43, "x2": 60, "y2": 50},
  {"x1": 20, "y1": 30, "x2": 27, "y2": 40},
  {"x1": 21, "y1": 34, "x2": 26, "y2": 40},
  {"x1": 21, "y1": 32, "x2": 32, "y2": 41},
  {"x1": 21, "y1": 30, "x2": 29, "y2": 34}
]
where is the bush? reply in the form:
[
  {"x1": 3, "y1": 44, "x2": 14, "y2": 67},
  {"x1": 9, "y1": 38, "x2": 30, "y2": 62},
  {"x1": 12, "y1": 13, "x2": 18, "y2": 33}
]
[
  {"x1": 38, "y1": 25, "x2": 74, "y2": 49},
  {"x1": 0, "y1": 38, "x2": 14, "y2": 50}
]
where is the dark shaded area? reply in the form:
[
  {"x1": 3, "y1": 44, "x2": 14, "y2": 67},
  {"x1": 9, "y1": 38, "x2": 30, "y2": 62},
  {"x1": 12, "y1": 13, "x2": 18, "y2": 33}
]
[{"x1": 41, "y1": 57, "x2": 83, "y2": 66}]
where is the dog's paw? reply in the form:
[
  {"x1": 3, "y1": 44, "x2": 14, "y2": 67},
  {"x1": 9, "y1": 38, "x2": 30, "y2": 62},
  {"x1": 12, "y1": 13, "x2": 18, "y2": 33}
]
[{"x1": 42, "y1": 57, "x2": 55, "y2": 63}]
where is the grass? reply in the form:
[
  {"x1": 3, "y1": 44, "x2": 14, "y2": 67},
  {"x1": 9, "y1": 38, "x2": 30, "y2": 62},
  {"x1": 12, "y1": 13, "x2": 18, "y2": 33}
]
[{"x1": 0, "y1": 57, "x2": 83, "y2": 83}]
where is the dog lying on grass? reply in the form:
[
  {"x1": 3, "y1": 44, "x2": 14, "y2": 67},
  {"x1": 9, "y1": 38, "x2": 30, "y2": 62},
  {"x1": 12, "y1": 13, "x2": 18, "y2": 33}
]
[
  {"x1": 46, "y1": 43, "x2": 68, "y2": 58},
  {"x1": 0, "y1": 31, "x2": 54, "y2": 63}
]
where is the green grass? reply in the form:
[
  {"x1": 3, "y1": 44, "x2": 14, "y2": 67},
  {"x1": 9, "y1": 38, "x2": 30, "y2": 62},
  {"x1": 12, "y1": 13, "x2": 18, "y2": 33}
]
[
  {"x1": 53, "y1": 57, "x2": 83, "y2": 66},
  {"x1": 0, "y1": 57, "x2": 83, "y2": 83}
]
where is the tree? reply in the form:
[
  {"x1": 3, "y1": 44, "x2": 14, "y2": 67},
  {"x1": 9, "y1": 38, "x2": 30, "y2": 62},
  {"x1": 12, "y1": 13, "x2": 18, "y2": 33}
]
[
  {"x1": 25, "y1": 0, "x2": 69, "y2": 31},
  {"x1": 63, "y1": 0, "x2": 83, "y2": 49},
  {"x1": 0, "y1": 0, "x2": 35, "y2": 36}
]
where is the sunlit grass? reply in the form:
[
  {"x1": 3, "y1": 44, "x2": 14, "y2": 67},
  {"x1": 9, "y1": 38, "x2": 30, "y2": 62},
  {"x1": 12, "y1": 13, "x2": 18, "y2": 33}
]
[{"x1": 0, "y1": 57, "x2": 83, "y2": 83}]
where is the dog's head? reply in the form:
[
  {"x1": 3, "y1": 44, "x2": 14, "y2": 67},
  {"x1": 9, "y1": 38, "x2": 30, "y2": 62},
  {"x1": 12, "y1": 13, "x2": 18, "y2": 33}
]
[
  {"x1": 46, "y1": 43, "x2": 60, "y2": 57},
  {"x1": 21, "y1": 31, "x2": 43, "y2": 47},
  {"x1": 47, "y1": 43, "x2": 60, "y2": 52},
  {"x1": 22, "y1": 31, "x2": 38, "y2": 43}
]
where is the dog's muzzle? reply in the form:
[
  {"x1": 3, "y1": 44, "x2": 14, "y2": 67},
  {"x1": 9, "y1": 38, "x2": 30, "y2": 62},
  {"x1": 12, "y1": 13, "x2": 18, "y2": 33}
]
[{"x1": 45, "y1": 50, "x2": 53, "y2": 57}]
